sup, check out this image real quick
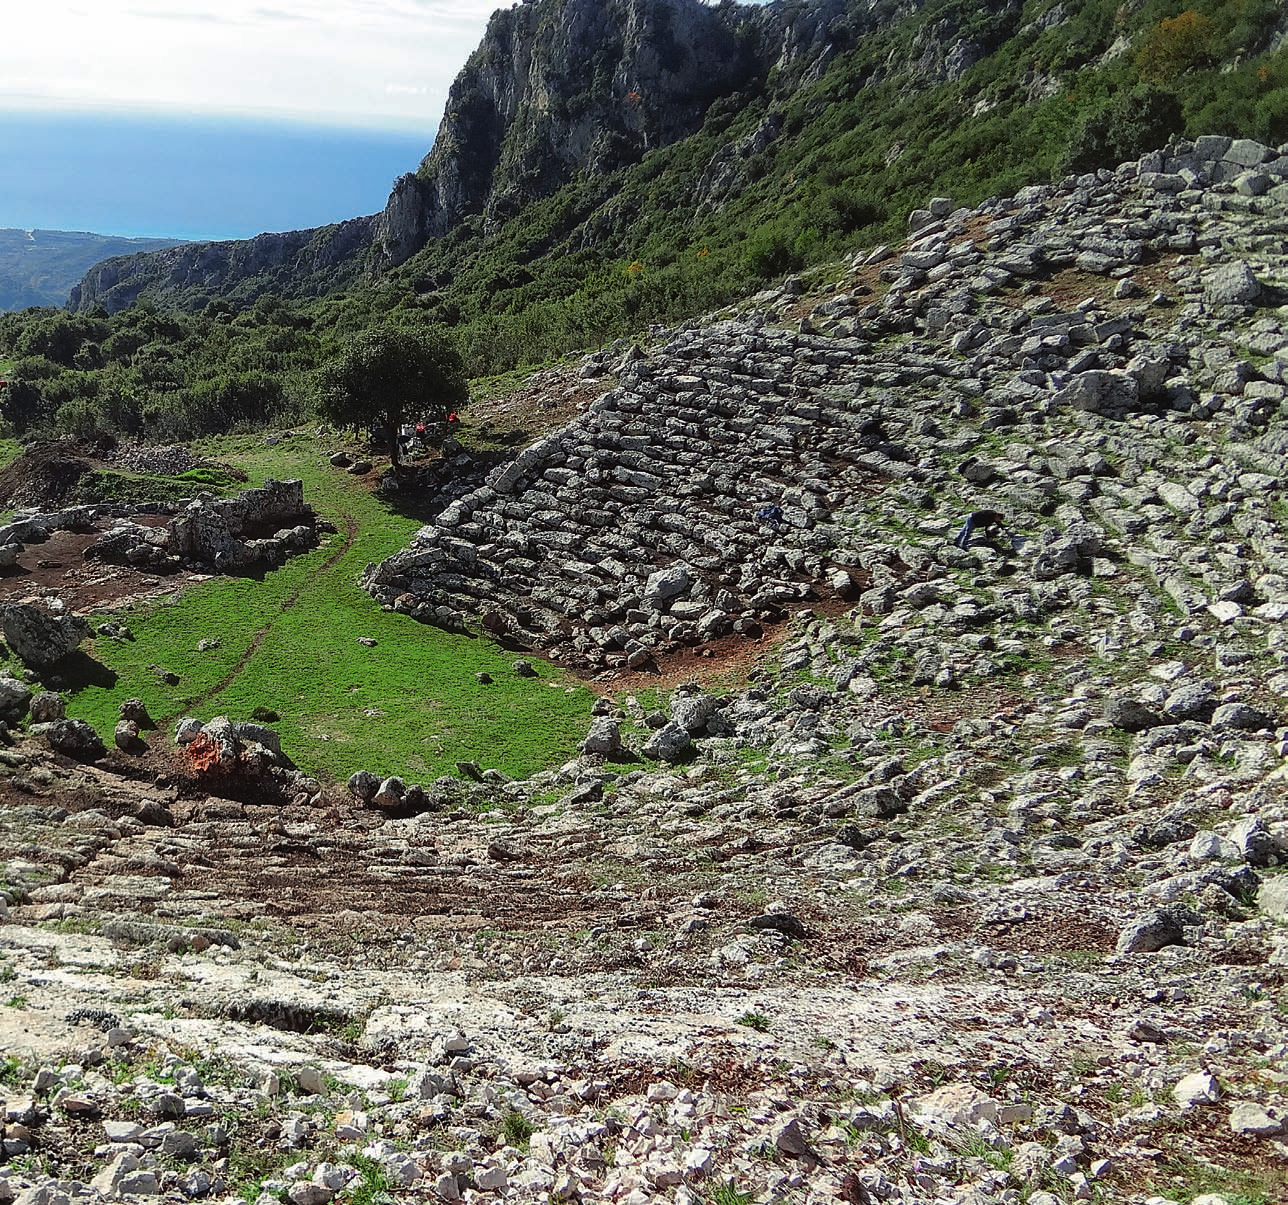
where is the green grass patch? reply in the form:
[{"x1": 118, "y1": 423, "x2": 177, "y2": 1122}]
[
  {"x1": 61, "y1": 436, "x2": 591, "y2": 783},
  {"x1": 67, "y1": 466, "x2": 243, "y2": 507},
  {"x1": 226, "y1": 1140, "x2": 291, "y2": 1205},
  {"x1": 1052, "y1": 949, "x2": 1105, "y2": 970},
  {"x1": 1148, "y1": 1154, "x2": 1285, "y2": 1205},
  {"x1": 345, "y1": 1154, "x2": 391, "y2": 1205},
  {"x1": 705, "y1": 1185, "x2": 755, "y2": 1205}
]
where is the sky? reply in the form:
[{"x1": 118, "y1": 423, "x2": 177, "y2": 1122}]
[{"x1": 2, "y1": 0, "x2": 511, "y2": 132}]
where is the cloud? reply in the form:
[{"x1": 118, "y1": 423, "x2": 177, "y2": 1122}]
[
  {"x1": 127, "y1": 6, "x2": 243, "y2": 24},
  {"x1": 2, "y1": 0, "x2": 502, "y2": 128},
  {"x1": 252, "y1": 7, "x2": 314, "y2": 22}
]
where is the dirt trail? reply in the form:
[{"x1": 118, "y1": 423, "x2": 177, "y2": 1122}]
[{"x1": 157, "y1": 512, "x2": 360, "y2": 725}]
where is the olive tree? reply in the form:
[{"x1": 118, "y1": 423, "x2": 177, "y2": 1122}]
[{"x1": 315, "y1": 323, "x2": 467, "y2": 466}]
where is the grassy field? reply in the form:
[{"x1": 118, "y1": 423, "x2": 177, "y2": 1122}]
[{"x1": 61, "y1": 432, "x2": 593, "y2": 784}]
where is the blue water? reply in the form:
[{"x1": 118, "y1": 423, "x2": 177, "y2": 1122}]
[{"x1": 0, "y1": 110, "x2": 434, "y2": 242}]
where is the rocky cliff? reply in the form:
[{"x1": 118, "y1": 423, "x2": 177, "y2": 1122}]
[
  {"x1": 64, "y1": 0, "x2": 920, "y2": 312},
  {"x1": 371, "y1": 0, "x2": 851, "y2": 255},
  {"x1": 66, "y1": 217, "x2": 377, "y2": 314},
  {"x1": 63, "y1": 0, "x2": 1288, "y2": 320}
]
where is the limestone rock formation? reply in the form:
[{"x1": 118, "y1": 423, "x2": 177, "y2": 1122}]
[
  {"x1": 0, "y1": 603, "x2": 91, "y2": 669},
  {"x1": 167, "y1": 479, "x2": 316, "y2": 570},
  {"x1": 65, "y1": 0, "x2": 883, "y2": 312},
  {"x1": 363, "y1": 135, "x2": 1288, "y2": 677},
  {"x1": 44, "y1": 718, "x2": 106, "y2": 761}
]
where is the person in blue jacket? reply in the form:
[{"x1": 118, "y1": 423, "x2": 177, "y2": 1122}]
[{"x1": 954, "y1": 509, "x2": 1006, "y2": 549}]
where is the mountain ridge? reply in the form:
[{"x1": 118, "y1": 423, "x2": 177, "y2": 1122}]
[
  {"x1": 68, "y1": 0, "x2": 854, "y2": 314},
  {"x1": 61, "y1": 0, "x2": 1288, "y2": 341},
  {"x1": 0, "y1": 228, "x2": 185, "y2": 312},
  {"x1": 75, "y1": 0, "x2": 1288, "y2": 318}
]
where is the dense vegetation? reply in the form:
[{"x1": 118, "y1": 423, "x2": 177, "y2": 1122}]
[
  {"x1": 0, "y1": 0, "x2": 1284, "y2": 442},
  {"x1": 315, "y1": 324, "x2": 468, "y2": 465}
]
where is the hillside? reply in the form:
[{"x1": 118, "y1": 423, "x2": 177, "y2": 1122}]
[
  {"x1": 0, "y1": 133, "x2": 1285, "y2": 1204},
  {"x1": 0, "y1": 229, "x2": 185, "y2": 311},
  {"x1": 64, "y1": 0, "x2": 1288, "y2": 345}
]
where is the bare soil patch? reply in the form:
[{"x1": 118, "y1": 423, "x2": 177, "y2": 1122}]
[
  {"x1": 0, "y1": 436, "x2": 114, "y2": 510},
  {"x1": 0, "y1": 520, "x2": 189, "y2": 614}
]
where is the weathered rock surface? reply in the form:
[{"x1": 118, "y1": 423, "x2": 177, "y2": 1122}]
[
  {"x1": 8, "y1": 133, "x2": 1288, "y2": 1205},
  {"x1": 167, "y1": 479, "x2": 319, "y2": 570},
  {"x1": 0, "y1": 603, "x2": 91, "y2": 669}
]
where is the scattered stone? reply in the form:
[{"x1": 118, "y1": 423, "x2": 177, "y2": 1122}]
[
  {"x1": 0, "y1": 603, "x2": 90, "y2": 669},
  {"x1": 44, "y1": 719, "x2": 106, "y2": 761},
  {"x1": 578, "y1": 717, "x2": 622, "y2": 756},
  {"x1": 28, "y1": 693, "x2": 64, "y2": 723},
  {"x1": 1104, "y1": 697, "x2": 1163, "y2": 732},
  {"x1": 1229, "y1": 1101, "x2": 1284, "y2": 1138},
  {"x1": 1173, "y1": 1072, "x2": 1221, "y2": 1107},
  {"x1": 1116, "y1": 905, "x2": 1199, "y2": 955},
  {"x1": 118, "y1": 698, "x2": 152, "y2": 725}
]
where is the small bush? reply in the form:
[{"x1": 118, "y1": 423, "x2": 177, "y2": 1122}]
[
  {"x1": 707, "y1": 1183, "x2": 755, "y2": 1205},
  {"x1": 502, "y1": 1109, "x2": 537, "y2": 1150},
  {"x1": 742, "y1": 225, "x2": 799, "y2": 279},
  {"x1": 1136, "y1": 11, "x2": 1216, "y2": 85}
]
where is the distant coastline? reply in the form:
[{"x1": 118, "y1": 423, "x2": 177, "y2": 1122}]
[
  {"x1": 0, "y1": 109, "x2": 433, "y2": 242},
  {"x1": 0, "y1": 228, "x2": 189, "y2": 311}
]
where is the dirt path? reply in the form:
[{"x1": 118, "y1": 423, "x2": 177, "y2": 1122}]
[{"x1": 156, "y1": 512, "x2": 360, "y2": 726}]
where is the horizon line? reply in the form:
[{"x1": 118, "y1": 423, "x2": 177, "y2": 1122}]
[{"x1": 0, "y1": 96, "x2": 439, "y2": 138}]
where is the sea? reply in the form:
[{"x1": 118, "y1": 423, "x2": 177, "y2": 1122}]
[{"x1": 0, "y1": 109, "x2": 434, "y2": 242}]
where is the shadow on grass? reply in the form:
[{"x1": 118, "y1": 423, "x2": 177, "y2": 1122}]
[
  {"x1": 464, "y1": 429, "x2": 535, "y2": 451},
  {"x1": 47, "y1": 650, "x2": 118, "y2": 692},
  {"x1": 483, "y1": 635, "x2": 532, "y2": 653}
]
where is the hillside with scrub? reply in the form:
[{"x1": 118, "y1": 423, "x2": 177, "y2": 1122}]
[
  {"x1": 0, "y1": 0, "x2": 1276, "y2": 447},
  {"x1": 0, "y1": 1, "x2": 1285, "y2": 1203},
  {"x1": 0, "y1": 230, "x2": 186, "y2": 314},
  {"x1": 0, "y1": 124, "x2": 1284, "y2": 1202}
]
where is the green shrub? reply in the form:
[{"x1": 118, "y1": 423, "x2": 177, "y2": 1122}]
[
  {"x1": 502, "y1": 1109, "x2": 537, "y2": 1150},
  {"x1": 1137, "y1": 11, "x2": 1216, "y2": 85},
  {"x1": 742, "y1": 225, "x2": 799, "y2": 278},
  {"x1": 1056, "y1": 84, "x2": 1184, "y2": 176}
]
